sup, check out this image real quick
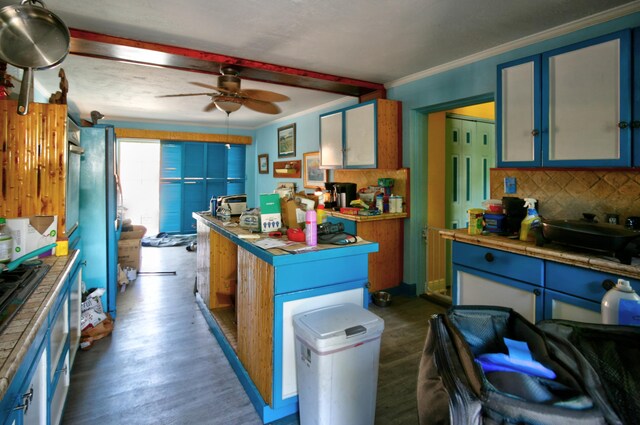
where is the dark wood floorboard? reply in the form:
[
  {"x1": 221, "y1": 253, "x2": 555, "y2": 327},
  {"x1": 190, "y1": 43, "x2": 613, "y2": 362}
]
[{"x1": 62, "y1": 246, "x2": 446, "y2": 425}]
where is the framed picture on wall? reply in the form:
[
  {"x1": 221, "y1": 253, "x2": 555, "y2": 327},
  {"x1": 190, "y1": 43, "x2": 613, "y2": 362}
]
[
  {"x1": 277, "y1": 123, "x2": 296, "y2": 158},
  {"x1": 258, "y1": 153, "x2": 269, "y2": 174},
  {"x1": 303, "y1": 151, "x2": 326, "y2": 189}
]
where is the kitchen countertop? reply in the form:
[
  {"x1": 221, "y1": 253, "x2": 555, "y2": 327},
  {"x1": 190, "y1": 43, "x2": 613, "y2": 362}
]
[
  {"x1": 0, "y1": 251, "x2": 79, "y2": 400},
  {"x1": 325, "y1": 210, "x2": 408, "y2": 222},
  {"x1": 440, "y1": 229, "x2": 640, "y2": 280}
]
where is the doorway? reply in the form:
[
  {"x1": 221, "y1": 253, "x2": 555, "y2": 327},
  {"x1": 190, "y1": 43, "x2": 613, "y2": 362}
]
[
  {"x1": 425, "y1": 102, "x2": 495, "y2": 301},
  {"x1": 119, "y1": 139, "x2": 161, "y2": 236}
]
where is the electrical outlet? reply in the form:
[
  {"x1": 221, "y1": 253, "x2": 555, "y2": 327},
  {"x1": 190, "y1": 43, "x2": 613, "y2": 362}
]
[{"x1": 504, "y1": 177, "x2": 517, "y2": 194}]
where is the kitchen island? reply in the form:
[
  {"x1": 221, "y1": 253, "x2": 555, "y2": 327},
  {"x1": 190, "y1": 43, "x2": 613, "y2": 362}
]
[{"x1": 193, "y1": 212, "x2": 379, "y2": 423}]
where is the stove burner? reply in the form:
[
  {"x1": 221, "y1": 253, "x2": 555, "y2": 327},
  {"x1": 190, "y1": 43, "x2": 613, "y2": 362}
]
[{"x1": 0, "y1": 263, "x2": 51, "y2": 333}]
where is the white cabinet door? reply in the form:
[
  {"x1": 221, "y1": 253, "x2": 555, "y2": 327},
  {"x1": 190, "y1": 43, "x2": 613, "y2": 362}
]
[
  {"x1": 69, "y1": 268, "x2": 82, "y2": 365},
  {"x1": 457, "y1": 270, "x2": 539, "y2": 323},
  {"x1": 49, "y1": 351, "x2": 70, "y2": 425},
  {"x1": 544, "y1": 37, "x2": 624, "y2": 162},
  {"x1": 499, "y1": 57, "x2": 539, "y2": 164},
  {"x1": 319, "y1": 112, "x2": 343, "y2": 168},
  {"x1": 22, "y1": 347, "x2": 47, "y2": 425},
  {"x1": 344, "y1": 102, "x2": 376, "y2": 168},
  {"x1": 49, "y1": 296, "x2": 69, "y2": 381}
]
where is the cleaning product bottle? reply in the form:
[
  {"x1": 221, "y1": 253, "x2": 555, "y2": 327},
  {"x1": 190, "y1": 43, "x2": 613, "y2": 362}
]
[
  {"x1": 519, "y1": 198, "x2": 540, "y2": 242},
  {"x1": 316, "y1": 204, "x2": 326, "y2": 225},
  {"x1": 305, "y1": 210, "x2": 317, "y2": 246},
  {"x1": 0, "y1": 218, "x2": 12, "y2": 264},
  {"x1": 601, "y1": 279, "x2": 640, "y2": 325}
]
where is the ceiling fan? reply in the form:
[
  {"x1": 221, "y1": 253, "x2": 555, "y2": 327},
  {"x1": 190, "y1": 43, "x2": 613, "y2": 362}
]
[{"x1": 157, "y1": 67, "x2": 290, "y2": 115}]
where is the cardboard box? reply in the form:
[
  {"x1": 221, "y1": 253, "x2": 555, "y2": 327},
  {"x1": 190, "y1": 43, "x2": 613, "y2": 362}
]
[
  {"x1": 120, "y1": 225, "x2": 147, "y2": 240},
  {"x1": 6, "y1": 216, "x2": 58, "y2": 261},
  {"x1": 260, "y1": 194, "x2": 282, "y2": 232},
  {"x1": 118, "y1": 238, "x2": 142, "y2": 270}
]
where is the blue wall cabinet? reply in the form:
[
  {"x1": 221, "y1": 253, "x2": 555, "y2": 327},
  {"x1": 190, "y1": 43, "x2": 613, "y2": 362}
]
[
  {"x1": 160, "y1": 142, "x2": 246, "y2": 233},
  {"x1": 319, "y1": 99, "x2": 401, "y2": 170},
  {"x1": 160, "y1": 143, "x2": 182, "y2": 178},
  {"x1": 498, "y1": 30, "x2": 632, "y2": 167},
  {"x1": 452, "y1": 242, "x2": 544, "y2": 322}
]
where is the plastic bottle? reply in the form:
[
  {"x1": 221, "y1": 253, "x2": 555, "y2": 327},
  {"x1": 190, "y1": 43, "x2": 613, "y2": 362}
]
[
  {"x1": 0, "y1": 218, "x2": 12, "y2": 264},
  {"x1": 316, "y1": 204, "x2": 326, "y2": 225},
  {"x1": 601, "y1": 279, "x2": 640, "y2": 325},
  {"x1": 305, "y1": 210, "x2": 317, "y2": 246},
  {"x1": 209, "y1": 195, "x2": 217, "y2": 216},
  {"x1": 376, "y1": 194, "x2": 384, "y2": 212},
  {"x1": 519, "y1": 198, "x2": 540, "y2": 242}
]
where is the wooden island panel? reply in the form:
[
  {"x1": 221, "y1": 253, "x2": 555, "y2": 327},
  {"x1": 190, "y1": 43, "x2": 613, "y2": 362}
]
[
  {"x1": 237, "y1": 247, "x2": 274, "y2": 405},
  {"x1": 210, "y1": 228, "x2": 238, "y2": 309},
  {"x1": 196, "y1": 222, "x2": 211, "y2": 306},
  {"x1": 356, "y1": 219, "x2": 404, "y2": 292}
]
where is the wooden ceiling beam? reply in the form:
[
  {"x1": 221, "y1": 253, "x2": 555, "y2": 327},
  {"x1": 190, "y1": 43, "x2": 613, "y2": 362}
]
[{"x1": 69, "y1": 29, "x2": 385, "y2": 98}]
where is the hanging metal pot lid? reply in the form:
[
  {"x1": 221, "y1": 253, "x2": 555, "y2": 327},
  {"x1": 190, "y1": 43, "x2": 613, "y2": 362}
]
[{"x1": 0, "y1": 0, "x2": 70, "y2": 115}]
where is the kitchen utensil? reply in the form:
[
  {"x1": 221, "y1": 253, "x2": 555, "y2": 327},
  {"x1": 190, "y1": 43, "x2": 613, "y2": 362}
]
[
  {"x1": 0, "y1": 242, "x2": 57, "y2": 273},
  {"x1": 0, "y1": 0, "x2": 70, "y2": 115},
  {"x1": 537, "y1": 219, "x2": 640, "y2": 264}
]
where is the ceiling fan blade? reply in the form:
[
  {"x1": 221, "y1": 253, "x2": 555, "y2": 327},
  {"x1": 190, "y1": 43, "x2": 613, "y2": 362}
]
[
  {"x1": 243, "y1": 98, "x2": 282, "y2": 115},
  {"x1": 190, "y1": 81, "x2": 233, "y2": 94},
  {"x1": 203, "y1": 102, "x2": 218, "y2": 112},
  {"x1": 241, "y1": 89, "x2": 290, "y2": 103},
  {"x1": 156, "y1": 92, "x2": 214, "y2": 98}
]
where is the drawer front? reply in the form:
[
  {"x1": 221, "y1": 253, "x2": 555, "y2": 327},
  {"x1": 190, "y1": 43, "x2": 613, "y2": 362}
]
[
  {"x1": 452, "y1": 242, "x2": 544, "y2": 286},
  {"x1": 49, "y1": 294, "x2": 69, "y2": 381},
  {"x1": 546, "y1": 261, "x2": 640, "y2": 303}
]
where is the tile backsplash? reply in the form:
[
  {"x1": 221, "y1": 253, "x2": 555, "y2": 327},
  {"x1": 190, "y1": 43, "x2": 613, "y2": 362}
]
[{"x1": 490, "y1": 169, "x2": 640, "y2": 223}]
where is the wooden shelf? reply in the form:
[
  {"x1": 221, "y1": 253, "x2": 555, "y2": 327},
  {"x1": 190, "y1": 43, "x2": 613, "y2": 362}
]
[
  {"x1": 210, "y1": 307, "x2": 238, "y2": 352},
  {"x1": 273, "y1": 160, "x2": 301, "y2": 178}
]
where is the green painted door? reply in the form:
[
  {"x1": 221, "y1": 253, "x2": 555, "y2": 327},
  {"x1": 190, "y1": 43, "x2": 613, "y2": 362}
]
[{"x1": 445, "y1": 117, "x2": 495, "y2": 229}]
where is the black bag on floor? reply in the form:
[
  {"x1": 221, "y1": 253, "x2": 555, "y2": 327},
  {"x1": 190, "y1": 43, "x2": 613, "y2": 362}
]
[{"x1": 417, "y1": 306, "x2": 640, "y2": 425}]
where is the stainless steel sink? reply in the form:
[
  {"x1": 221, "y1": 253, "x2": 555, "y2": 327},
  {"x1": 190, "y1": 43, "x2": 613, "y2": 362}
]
[{"x1": 537, "y1": 219, "x2": 640, "y2": 264}]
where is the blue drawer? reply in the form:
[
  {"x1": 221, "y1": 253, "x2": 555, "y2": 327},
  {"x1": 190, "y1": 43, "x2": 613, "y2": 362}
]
[
  {"x1": 452, "y1": 242, "x2": 544, "y2": 286},
  {"x1": 546, "y1": 261, "x2": 640, "y2": 303}
]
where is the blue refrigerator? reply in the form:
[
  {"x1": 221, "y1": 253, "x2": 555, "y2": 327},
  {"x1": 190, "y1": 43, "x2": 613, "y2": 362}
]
[{"x1": 79, "y1": 125, "x2": 122, "y2": 315}]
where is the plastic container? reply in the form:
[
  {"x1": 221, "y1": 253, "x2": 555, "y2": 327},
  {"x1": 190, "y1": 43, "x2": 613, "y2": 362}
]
[
  {"x1": 0, "y1": 218, "x2": 12, "y2": 264},
  {"x1": 483, "y1": 213, "x2": 506, "y2": 233},
  {"x1": 602, "y1": 279, "x2": 640, "y2": 326},
  {"x1": 305, "y1": 210, "x2": 317, "y2": 246},
  {"x1": 467, "y1": 208, "x2": 484, "y2": 235},
  {"x1": 316, "y1": 204, "x2": 326, "y2": 224},
  {"x1": 209, "y1": 195, "x2": 217, "y2": 216},
  {"x1": 293, "y1": 303, "x2": 384, "y2": 425},
  {"x1": 376, "y1": 194, "x2": 384, "y2": 212}
]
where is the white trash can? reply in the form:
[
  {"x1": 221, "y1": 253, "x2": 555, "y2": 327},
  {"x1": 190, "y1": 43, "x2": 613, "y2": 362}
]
[{"x1": 293, "y1": 303, "x2": 384, "y2": 425}]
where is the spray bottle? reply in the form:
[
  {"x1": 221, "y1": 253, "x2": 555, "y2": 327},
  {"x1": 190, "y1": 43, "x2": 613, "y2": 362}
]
[
  {"x1": 519, "y1": 198, "x2": 540, "y2": 242},
  {"x1": 601, "y1": 279, "x2": 640, "y2": 325}
]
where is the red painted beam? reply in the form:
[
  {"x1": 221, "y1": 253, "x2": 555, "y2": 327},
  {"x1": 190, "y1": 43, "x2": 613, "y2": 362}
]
[{"x1": 69, "y1": 29, "x2": 385, "y2": 98}]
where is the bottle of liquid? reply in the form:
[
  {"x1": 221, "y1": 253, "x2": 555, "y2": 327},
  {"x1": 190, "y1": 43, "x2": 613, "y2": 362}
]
[
  {"x1": 602, "y1": 279, "x2": 640, "y2": 325},
  {"x1": 519, "y1": 198, "x2": 540, "y2": 242},
  {"x1": 0, "y1": 218, "x2": 12, "y2": 264},
  {"x1": 209, "y1": 195, "x2": 217, "y2": 216},
  {"x1": 316, "y1": 204, "x2": 326, "y2": 225},
  {"x1": 376, "y1": 194, "x2": 384, "y2": 212},
  {"x1": 305, "y1": 210, "x2": 317, "y2": 246}
]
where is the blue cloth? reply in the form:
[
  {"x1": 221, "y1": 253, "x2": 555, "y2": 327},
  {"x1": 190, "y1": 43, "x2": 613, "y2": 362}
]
[{"x1": 476, "y1": 337, "x2": 556, "y2": 379}]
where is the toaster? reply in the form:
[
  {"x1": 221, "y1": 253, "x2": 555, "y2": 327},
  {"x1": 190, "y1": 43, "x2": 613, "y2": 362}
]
[{"x1": 217, "y1": 194, "x2": 247, "y2": 216}]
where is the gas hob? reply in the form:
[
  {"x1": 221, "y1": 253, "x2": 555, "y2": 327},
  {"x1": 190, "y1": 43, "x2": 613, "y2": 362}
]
[{"x1": 0, "y1": 263, "x2": 50, "y2": 333}]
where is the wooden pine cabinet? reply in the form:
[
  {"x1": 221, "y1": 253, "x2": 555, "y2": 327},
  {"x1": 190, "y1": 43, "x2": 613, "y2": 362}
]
[
  {"x1": 497, "y1": 30, "x2": 632, "y2": 167},
  {"x1": 0, "y1": 101, "x2": 71, "y2": 238},
  {"x1": 319, "y1": 99, "x2": 401, "y2": 169}
]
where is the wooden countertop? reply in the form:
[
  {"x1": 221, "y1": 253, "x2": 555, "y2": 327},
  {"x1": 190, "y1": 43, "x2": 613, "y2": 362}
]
[
  {"x1": 0, "y1": 251, "x2": 79, "y2": 400},
  {"x1": 194, "y1": 212, "x2": 379, "y2": 266},
  {"x1": 325, "y1": 211, "x2": 408, "y2": 222},
  {"x1": 441, "y1": 229, "x2": 640, "y2": 280}
]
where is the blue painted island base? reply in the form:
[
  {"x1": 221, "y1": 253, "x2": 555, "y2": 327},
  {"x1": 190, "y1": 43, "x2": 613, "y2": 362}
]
[{"x1": 196, "y1": 293, "x2": 299, "y2": 423}]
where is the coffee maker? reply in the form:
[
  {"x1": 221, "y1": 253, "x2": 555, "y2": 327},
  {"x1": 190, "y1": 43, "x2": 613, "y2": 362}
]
[
  {"x1": 324, "y1": 182, "x2": 357, "y2": 210},
  {"x1": 502, "y1": 196, "x2": 526, "y2": 236}
]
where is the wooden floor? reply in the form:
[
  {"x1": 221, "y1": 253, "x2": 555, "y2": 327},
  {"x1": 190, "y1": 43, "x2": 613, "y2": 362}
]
[{"x1": 62, "y1": 246, "x2": 446, "y2": 425}]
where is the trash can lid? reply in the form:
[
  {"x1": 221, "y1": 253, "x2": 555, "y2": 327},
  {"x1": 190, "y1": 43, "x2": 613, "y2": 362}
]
[{"x1": 293, "y1": 303, "x2": 384, "y2": 352}]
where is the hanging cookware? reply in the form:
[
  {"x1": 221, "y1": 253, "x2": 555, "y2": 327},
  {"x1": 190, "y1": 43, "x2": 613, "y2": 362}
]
[{"x1": 0, "y1": 0, "x2": 70, "y2": 115}]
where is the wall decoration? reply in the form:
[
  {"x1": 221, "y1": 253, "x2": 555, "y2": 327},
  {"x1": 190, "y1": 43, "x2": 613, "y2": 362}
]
[
  {"x1": 303, "y1": 151, "x2": 326, "y2": 188},
  {"x1": 273, "y1": 160, "x2": 301, "y2": 178},
  {"x1": 258, "y1": 153, "x2": 269, "y2": 174},
  {"x1": 277, "y1": 123, "x2": 296, "y2": 158}
]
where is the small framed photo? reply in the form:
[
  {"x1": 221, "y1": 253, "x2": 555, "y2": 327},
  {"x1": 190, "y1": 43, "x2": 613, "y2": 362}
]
[
  {"x1": 303, "y1": 151, "x2": 326, "y2": 189},
  {"x1": 277, "y1": 123, "x2": 296, "y2": 158},
  {"x1": 258, "y1": 153, "x2": 269, "y2": 174}
]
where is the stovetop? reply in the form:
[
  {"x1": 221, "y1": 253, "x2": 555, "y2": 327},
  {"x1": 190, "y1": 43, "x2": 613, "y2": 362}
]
[{"x1": 0, "y1": 263, "x2": 51, "y2": 333}]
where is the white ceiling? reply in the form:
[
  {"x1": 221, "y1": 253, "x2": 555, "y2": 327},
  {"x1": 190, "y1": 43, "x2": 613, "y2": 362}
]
[{"x1": 2, "y1": 0, "x2": 640, "y2": 128}]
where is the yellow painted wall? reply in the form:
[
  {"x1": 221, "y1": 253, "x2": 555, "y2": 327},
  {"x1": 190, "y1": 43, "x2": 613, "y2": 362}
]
[
  {"x1": 448, "y1": 102, "x2": 495, "y2": 120},
  {"x1": 427, "y1": 111, "x2": 446, "y2": 228}
]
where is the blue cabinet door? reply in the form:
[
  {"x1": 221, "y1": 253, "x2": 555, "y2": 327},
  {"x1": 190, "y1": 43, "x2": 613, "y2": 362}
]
[
  {"x1": 159, "y1": 181, "x2": 182, "y2": 233},
  {"x1": 160, "y1": 142, "x2": 182, "y2": 178},
  {"x1": 633, "y1": 27, "x2": 640, "y2": 166},
  {"x1": 184, "y1": 142, "x2": 206, "y2": 178},
  {"x1": 182, "y1": 180, "x2": 205, "y2": 233}
]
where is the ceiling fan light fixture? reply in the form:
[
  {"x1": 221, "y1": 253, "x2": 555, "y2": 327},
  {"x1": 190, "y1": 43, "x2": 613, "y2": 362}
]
[{"x1": 214, "y1": 96, "x2": 242, "y2": 114}]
